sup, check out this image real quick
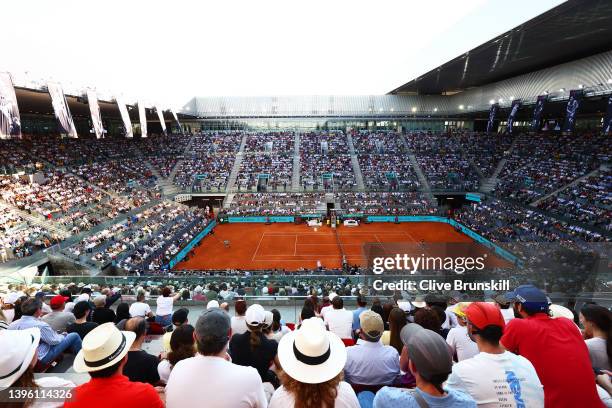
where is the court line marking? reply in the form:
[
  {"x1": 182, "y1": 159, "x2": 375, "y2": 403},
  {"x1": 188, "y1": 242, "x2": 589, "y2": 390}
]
[
  {"x1": 294, "y1": 235, "x2": 297, "y2": 256},
  {"x1": 251, "y1": 233, "x2": 266, "y2": 261}
]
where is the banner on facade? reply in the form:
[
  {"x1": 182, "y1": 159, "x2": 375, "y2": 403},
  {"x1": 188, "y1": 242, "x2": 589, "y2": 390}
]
[
  {"x1": 562, "y1": 89, "x2": 583, "y2": 133},
  {"x1": 87, "y1": 89, "x2": 105, "y2": 139},
  {"x1": 171, "y1": 108, "x2": 182, "y2": 133},
  {"x1": 138, "y1": 101, "x2": 147, "y2": 138},
  {"x1": 48, "y1": 82, "x2": 77, "y2": 138},
  {"x1": 530, "y1": 95, "x2": 547, "y2": 132},
  {"x1": 602, "y1": 95, "x2": 612, "y2": 134},
  {"x1": 116, "y1": 97, "x2": 133, "y2": 138},
  {"x1": 506, "y1": 99, "x2": 521, "y2": 134},
  {"x1": 156, "y1": 105, "x2": 167, "y2": 135},
  {"x1": 0, "y1": 72, "x2": 21, "y2": 139},
  {"x1": 486, "y1": 103, "x2": 498, "y2": 133}
]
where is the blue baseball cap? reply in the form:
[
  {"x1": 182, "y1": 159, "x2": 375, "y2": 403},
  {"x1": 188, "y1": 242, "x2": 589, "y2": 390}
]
[{"x1": 505, "y1": 284, "x2": 549, "y2": 313}]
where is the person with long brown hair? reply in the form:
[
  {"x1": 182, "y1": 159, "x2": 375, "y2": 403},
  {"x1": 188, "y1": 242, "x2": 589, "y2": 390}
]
[
  {"x1": 270, "y1": 318, "x2": 359, "y2": 408},
  {"x1": 384, "y1": 307, "x2": 407, "y2": 354},
  {"x1": 157, "y1": 324, "x2": 195, "y2": 383},
  {"x1": 229, "y1": 304, "x2": 281, "y2": 386},
  {"x1": 581, "y1": 304, "x2": 612, "y2": 370}
]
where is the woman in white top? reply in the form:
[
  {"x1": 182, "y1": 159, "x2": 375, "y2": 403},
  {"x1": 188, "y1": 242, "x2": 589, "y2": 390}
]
[
  {"x1": 268, "y1": 309, "x2": 291, "y2": 343},
  {"x1": 0, "y1": 328, "x2": 76, "y2": 407},
  {"x1": 580, "y1": 304, "x2": 612, "y2": 370},
  {"x1": 156, "y1": 286, "x2": 181, "y2": 327},
  {"x1": 231, "y1": 299, "x2": 248, "y2": 336},
  {"x1": 158, "y1": 325, "x2": 196, "y2": 383},
  {"x1": 269, "y1": 317, "x2": 359, "y2": 408}
]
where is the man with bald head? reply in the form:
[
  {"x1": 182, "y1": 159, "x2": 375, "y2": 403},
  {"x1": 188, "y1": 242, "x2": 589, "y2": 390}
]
[{"x1": 122, "y1": 317, "x2": 160, "y2": 385}]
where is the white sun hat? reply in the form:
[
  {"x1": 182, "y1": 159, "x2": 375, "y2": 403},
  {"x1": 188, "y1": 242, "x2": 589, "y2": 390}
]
[
  {"x1": 245, "y1": 304, "x2": 265, "y2": 326},
  {"x1": 73, "y1": 322, "x2": 136, "y2": 373},
  {"x1": 277, "y1": 317, "x2": 347, "y2": 384},
  {"x1": 549, "y1": 304, "x2": 575, "y2": 320},
  {"x1": 0, "y1": 328, "x2": 41, "y2": 391},
  {"x1": 207, "y1": 300, "x2": 220, "y2": 309}
]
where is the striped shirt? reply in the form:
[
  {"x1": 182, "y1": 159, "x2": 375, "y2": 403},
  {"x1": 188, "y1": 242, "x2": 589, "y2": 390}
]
[
  {"x1": 8, "y1": 315, "x2": 65, "y2": 360},
  {"x1": 0, "y1": 319, "x2": 8, "y2": 330}
]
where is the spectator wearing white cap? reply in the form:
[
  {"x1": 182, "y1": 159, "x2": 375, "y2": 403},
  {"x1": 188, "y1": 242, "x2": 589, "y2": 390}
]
[
  {"x1": 344, "y1": 311, "x2": 400, "y2": 386},
  {"x1": 270, "y1": 317, "x2": 359, "y2": 408},
  {"x1": 0, "y1": 328, "x2": 76, "y2": 407},
  {"x1": 207, "y1": 300, "x2": 220, "y2": 309},
  {"x1": 165, "y1": 308, "x2": 267, "y2": 408},
  {"x1": 372, "y1": 325, "x2": 476, "y2": 408},
  {"x1": 65, "y1": 323, "x2": 163, "y2": 408},
  {"x1": 230, "y1": 304, "x2": 281, "y2": 386},
  {"x1": 324, "y1": 296, "x2": 353, "y2": 340}
]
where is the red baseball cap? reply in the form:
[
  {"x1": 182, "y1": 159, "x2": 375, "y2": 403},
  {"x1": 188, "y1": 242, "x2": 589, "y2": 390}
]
[
  {"x1": 50, "y1": 295, "x2": 69, "y2": 308},
  {"x1": 466, "y1": 302, "x2": 505, "y2": 330}
]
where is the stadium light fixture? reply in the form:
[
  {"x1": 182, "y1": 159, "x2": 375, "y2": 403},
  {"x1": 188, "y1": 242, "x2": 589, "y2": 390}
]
[
  {"x1": 433, "y1": 107, "x2": 438, "y2": 112},
  {"x1": 411, "y1": 107, "x2": 417, "y2": 112},
  {"x1": 608, "y1": 79, "x2": 612, "y2": 84},
  {"x1": 510, "y1": 96, "x2": 515, "y2": 100},
  {"x1": 559, "y1": 88, "x2": 565, "y2": 92},
  {"x1": 459, "y1": 105, "x2": 464, "y2": 110},
  {"x1": 498, "y1": 98, "x2": 503, "y2": 103},
  {"x1": 578, "y1": 84, "x2": 584, "y2": 89},
  {"x1": 544, "y1": 91, "x2": 549, "y2": 95},
  {"x1": 379, "y1": 107, "x2": 383, "y2": 111},
  {"x1": 489, "y1": 99, "x2": 495, "y2": 104}
]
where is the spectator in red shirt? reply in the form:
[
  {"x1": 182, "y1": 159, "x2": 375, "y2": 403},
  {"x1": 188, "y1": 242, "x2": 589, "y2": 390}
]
[
  {"x1": 65, "y1": 322, "x2": 163, "y2": 408},
  {"x1": 501, "y1": 284, "x2": 603, "y2": 408}
]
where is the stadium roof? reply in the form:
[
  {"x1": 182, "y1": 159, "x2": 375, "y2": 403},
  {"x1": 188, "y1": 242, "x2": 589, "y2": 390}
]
[{"x1": 389, "y1": 0, "x2": 612, "y2": 95}]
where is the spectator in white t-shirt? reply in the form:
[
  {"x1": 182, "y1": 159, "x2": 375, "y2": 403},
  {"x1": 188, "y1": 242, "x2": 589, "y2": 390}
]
[
  {"x1": 270, "y1": 317, "x2": 359, "y2": 408},
  {"x1": 156, "y1": 287, "x2": 181, "y2": 327},
  {"x1": 165, "y1": 308, "x2": 267, "y2": 408},
  {"x1": 446, "y1": 302, "x2": 479, "y2": 362},
  {"x1": 580, "y1": 304, "x2": 612, "y2": 371},
  {"x1": 324, "y1": 296, "x2": 353, "y2": 340},
  {"x1": 129, "y1": 291, "x2": 153, "y2": 319},
  {"x1": 446, "y1": 302, "x2": 544, "y2": 407}
]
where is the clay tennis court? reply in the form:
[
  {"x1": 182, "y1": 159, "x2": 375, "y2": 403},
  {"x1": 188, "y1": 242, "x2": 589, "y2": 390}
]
[{"x1": 174, "y1": 222, "x2": 507, "y2": 271}]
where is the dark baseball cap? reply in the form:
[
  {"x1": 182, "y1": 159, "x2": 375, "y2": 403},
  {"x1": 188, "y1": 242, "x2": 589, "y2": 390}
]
[
  {"x1": 406, "y1": 329, "x2": 452, "y2": 382},
  {"x1": 172, "y1": 308, "x2": 189, "y2": 325},
  {"x1": 505, "y1": 284, "x2": 549, "y2": 313},
  {"x1": 195, "y1": 308, "x2": 231, "y2": 344},
  {"x1": 400, "y1": 323, "x2": 424, "y2": 346}
]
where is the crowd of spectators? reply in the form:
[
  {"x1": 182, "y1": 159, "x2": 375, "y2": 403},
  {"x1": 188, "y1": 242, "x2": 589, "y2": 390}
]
[
  {"x1": 405, "y1": 132, "x2": 480, "y2": 191},
  {"x1": 496, "y1": 132, "x2": 609, "y2": 202},
  {"x1": 0, "y1": 204, "x2": 64, "y2": 262},
  {"x1": 244, "y1": 131, "x2": 295, "y2": 154},
  {"x1": 536, "y1": 167, "x2": 611, "y2": 231},
  {"x1": 237, "y1": 154, "x2": 293, "y2": 191},
  {"x1": 336, "y1": 192, "x2": 436, "y2": 215},
  {"x1": 225, "y1": 193, "x2": 325, "y2": 216},
  {"x1": 1, "y1": 283, "x2": 611, "y2": 407}
]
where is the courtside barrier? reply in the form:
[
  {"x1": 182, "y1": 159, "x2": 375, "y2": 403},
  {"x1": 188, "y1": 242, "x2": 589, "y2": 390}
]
[
  {"x1": 167, "y1": 220, "x2": 217, "y2": 269},
  {"x1": 228, "y1": 216, "x2": 295, "y2": 223}
]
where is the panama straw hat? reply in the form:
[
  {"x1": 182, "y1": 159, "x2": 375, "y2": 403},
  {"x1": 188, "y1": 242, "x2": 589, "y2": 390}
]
[
  {"x1": 549, "y1": 304, "x2": 575, "y2": 320},
  {"x1": 277, "y1": 317, "x2": 346, "y2": 384},
  {"x1": 73, "y1": 323, "x2": 136, "y2": 373},
  {"x1": 0, "y1": 328, "x2": 41, "y2": 391}
]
